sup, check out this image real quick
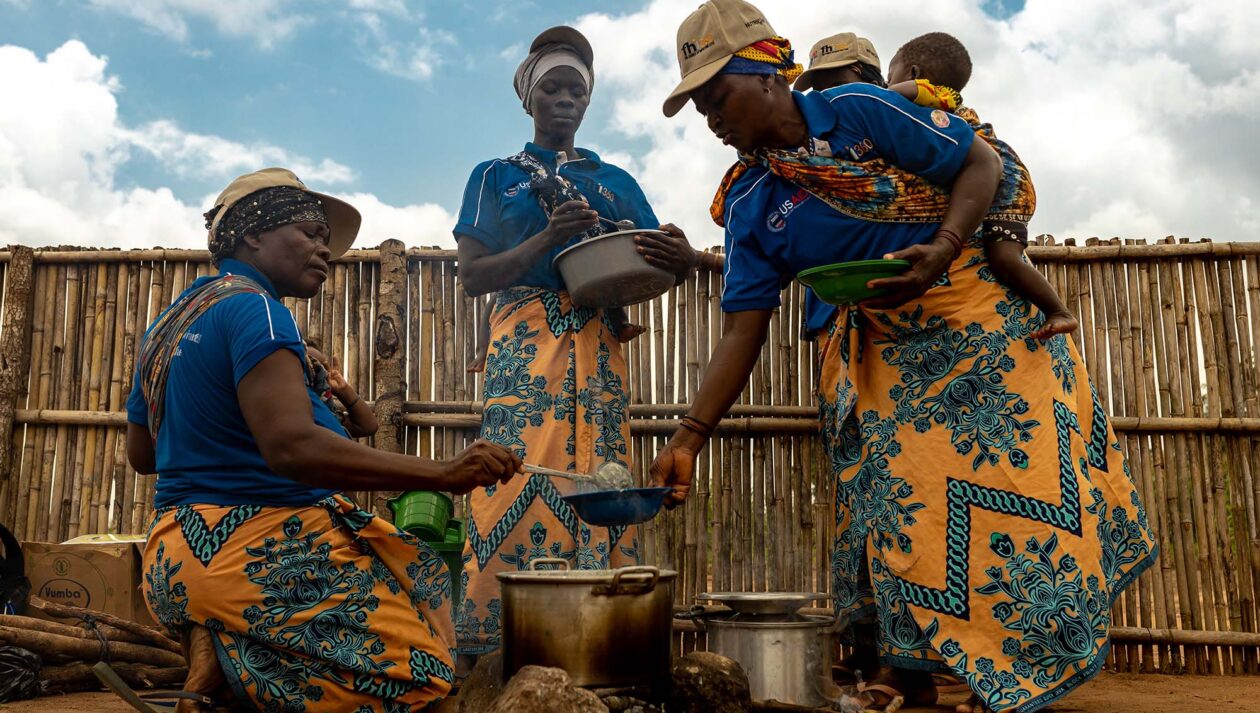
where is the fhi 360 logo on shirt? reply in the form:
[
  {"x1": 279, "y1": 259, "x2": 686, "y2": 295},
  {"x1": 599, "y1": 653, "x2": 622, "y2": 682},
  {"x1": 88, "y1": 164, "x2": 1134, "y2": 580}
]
[{"x1": 766, "y1": 188, "x2": 810, "y2": 232}]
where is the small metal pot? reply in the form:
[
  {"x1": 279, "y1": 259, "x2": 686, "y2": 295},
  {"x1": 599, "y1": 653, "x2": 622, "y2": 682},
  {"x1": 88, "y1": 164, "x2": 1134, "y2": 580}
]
[
  {"x1": 682, "y1": 604, "x2": 835, "y2": 707},
  {"x1": 552, "y1": 229, "x2": 676, "y2": 308},
  {"x1": 498, "y1": 558, "x2": 676, "y2": 689}
]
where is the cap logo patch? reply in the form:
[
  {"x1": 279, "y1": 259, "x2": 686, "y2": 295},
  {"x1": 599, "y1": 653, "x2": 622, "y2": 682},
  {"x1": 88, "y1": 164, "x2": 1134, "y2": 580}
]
[{"x1": 681, "y1": 34, "x2": 715, "y2": 60}]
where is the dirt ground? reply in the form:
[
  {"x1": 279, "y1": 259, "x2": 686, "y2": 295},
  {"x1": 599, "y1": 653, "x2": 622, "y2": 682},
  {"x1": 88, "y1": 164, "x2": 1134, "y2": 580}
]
[{"x1": 4, "y1": 673, "x2": 1260, "y2": 712}]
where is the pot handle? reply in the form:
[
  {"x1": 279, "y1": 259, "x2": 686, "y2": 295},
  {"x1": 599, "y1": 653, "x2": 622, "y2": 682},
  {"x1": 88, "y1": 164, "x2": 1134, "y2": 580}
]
[
  {"x1": 605, "y1": 565, "x2": 660, "y2": 595},
  {"x1": 526, "y1": 557, "x2": 571, "y2": 571},
  {"x1": 673, "y1": 605, "x2": 711, "y2": 631}
]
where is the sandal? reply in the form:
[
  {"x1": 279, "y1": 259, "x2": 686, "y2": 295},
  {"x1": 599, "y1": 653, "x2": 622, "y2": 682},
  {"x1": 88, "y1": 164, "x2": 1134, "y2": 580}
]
[{"x1": 93, "y1": 662, "x2": 216, "y2": 712}]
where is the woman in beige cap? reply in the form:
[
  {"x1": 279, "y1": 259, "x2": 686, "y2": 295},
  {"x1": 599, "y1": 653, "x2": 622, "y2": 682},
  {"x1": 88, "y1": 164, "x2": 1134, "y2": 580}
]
[
  {"x1": 794, "y1": 31, "x2": 886, "y2": 92},
  {"x1": 651, "y1": 2, "x2": 1155, "y2": 713},
  {"x1": 119, "y1": 168, "x2": 521, "y2": 711},
  {"x1": 451, "y1": 26, "x2": 697, "y2": 668}
]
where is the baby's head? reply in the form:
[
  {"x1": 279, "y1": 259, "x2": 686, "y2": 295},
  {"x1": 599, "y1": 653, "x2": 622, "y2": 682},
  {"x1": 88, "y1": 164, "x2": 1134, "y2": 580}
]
[
  {"x1": 888, "y1": 32, "x2": 972, "y2": 92},
  {"x1": 304, "y1": 338, "x2": 329, "y2": 368}
]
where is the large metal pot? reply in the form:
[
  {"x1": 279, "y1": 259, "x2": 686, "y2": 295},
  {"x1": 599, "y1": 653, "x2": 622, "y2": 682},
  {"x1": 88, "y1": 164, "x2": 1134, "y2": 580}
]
[
  {"x1": 498, "y1": 558, "x2": 676, "y2": 689},
  {"x1": 552, "y1": 229, "x2": 675, "y2": 308}
]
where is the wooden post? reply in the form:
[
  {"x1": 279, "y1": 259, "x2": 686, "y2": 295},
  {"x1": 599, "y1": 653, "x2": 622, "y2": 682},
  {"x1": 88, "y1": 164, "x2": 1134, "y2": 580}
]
[
  {"x1": 372, "y1": 239, "x2": 407, "y2": 517},
  {"x1": 0, "y1": 246, "x2": 34, "y2": 523}
]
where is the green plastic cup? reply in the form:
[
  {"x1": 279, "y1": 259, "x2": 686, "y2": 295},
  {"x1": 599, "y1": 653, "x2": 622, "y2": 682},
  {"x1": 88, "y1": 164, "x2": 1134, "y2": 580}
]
[
  {"x1": 389, "y1": 491, "x2": 454, "y2": 542},
  {"x1": 796, "y1": 259, "x2": 911, "y2": 305}
]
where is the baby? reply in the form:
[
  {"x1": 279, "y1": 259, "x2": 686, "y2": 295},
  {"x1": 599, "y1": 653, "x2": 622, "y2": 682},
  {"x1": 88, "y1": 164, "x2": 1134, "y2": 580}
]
[
  {"x1": 885, "y1": 32, "x2": 1077, "y2": 339},
  {"x1": 305, "y1": 341, "x2": 379, "y2": 438}
]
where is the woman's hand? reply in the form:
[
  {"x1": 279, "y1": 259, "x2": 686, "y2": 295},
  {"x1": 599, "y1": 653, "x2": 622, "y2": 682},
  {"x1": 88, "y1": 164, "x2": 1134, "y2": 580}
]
[
  {"x1": 542, "y1": 200, "x2": 599, "y2": 247},
  {"x1": 636, "y1": 224, "x2": 698, "y2": 282},
  {"x1": 649, "y1": 432, "x2": 704, "y2": 509},
  {"x1": 860, "y1": 235, "x2": 957, "y2": 309},
  {"x1": 442, "y1": 440, "x2": 523, "y2": 495}
]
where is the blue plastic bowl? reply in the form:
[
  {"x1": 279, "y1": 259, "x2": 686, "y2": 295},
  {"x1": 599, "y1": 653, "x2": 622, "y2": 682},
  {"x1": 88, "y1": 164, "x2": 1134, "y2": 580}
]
[{"x1": 562, "y1": 487, "x2": 673, "y2": 526}]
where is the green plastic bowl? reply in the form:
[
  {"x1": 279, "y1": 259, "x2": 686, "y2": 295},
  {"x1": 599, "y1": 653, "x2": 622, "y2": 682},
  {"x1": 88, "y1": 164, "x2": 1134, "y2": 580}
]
[
  {"x1": 796, "y1": 259, "x2": 911, "y2": 305},
  {"x1": 389, "y1": 491, "x2": 454, "y2": 542}
]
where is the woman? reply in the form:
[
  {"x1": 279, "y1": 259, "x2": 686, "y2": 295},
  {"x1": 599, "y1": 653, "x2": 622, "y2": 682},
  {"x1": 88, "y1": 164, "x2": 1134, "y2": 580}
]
[
  {"x1": 452, "y1": 27, "x2": 697, "y2": 663},
  {"x1": 793, "y1": 31, "x2": 886, "y2": 92},
  {"x1": 652, "y1": 3, "x2": 1156, "y2": 712},
  {"x1": 124, "y1": 168, "x2": 522, "y2": 712}
]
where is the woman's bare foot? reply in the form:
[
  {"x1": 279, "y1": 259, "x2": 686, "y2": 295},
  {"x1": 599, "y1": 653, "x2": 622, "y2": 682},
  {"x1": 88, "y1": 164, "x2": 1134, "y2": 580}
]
[
  {"x1": 1032, "y1": 310, "x2": 1078, "y2": 340},
  {"x1": 615, "y1": 322, "x2": 647, "y2": 343}
]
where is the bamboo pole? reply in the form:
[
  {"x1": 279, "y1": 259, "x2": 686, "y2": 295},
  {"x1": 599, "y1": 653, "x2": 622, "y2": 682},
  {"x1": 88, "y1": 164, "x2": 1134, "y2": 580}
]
[{"x1": 14, "y1": 263, "x2": 51, "y2": 540}]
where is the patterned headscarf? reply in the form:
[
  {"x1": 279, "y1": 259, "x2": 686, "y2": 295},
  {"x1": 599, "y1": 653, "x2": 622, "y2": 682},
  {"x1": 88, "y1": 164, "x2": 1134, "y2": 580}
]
[
  {"x1": 204, "y1": 186, "x2": 328, "y2": 265},
  {"x1": 718, "y1": 36, "x2": 804, "y2": 84}
]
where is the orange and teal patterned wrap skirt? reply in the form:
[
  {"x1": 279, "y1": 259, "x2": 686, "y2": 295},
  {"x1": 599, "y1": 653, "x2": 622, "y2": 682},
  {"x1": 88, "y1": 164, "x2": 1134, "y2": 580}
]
[
  {"x1": 143, "y1": 494, "x2": 455, "y2": 712},
  {"x1": 458, "y1": 287, "x2": 638, "y2": 655},
  {"x1": 818, "y1": 246, "x2": 1157, "y2": 712}
]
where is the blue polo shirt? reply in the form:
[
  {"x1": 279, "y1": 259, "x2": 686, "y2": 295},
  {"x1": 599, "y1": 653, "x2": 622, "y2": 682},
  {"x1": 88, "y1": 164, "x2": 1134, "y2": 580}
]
[
  {"x1": 125, "y1": 259, "x2": 341, "y2": 508},
  {"x1": 720, "y1": 84, "x2": 975, "y2": 331},
  {"x1": 453, "y1": 143, "x2": 660, "y2": 291}
]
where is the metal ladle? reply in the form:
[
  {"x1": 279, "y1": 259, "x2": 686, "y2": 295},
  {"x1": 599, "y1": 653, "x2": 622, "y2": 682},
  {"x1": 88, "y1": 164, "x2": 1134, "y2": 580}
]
[
  {"x1": 597, "y1": 216, "x2": 637, "y2": 232},
  {"x1": 525, "y1": 462, "x2": 634, "y2": 490}
]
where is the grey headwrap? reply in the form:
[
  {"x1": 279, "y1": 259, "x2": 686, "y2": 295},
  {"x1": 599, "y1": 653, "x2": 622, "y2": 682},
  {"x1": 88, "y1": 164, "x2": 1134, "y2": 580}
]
[{"x1": 514, "y1": 43, "x2": 594, "y2": 114}]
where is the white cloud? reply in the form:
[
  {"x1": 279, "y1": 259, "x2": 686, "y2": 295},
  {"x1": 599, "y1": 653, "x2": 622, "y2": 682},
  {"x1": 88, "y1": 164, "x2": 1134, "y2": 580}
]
[
  {"x1": 85, "y1": 0, "x2": 307, "y2": 47},
  {"x1": 353, "y1": 11, "x2": 457, "y2": 82},
  {"x1": 573, "y1": 0, "x2": 1260, "y2": 246},
  {"x1": 124, "y1": 120, "x2": 355, "y2": 185},
  {"x1": 0, "y1": 40, "x2": 456, "y2": 250}
]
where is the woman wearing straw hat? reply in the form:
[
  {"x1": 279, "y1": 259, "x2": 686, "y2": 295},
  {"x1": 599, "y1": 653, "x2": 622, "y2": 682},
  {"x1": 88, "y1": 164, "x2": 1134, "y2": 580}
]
[
  {"x1": 650, "y1": 2, "x2": 1156, "y2": 712},
  {"x1": 452, "y1": 26, "x2": 698, "y2": 665},
  {"x1": 119, "y1": 168, "x2": 521, "y2": 712}
]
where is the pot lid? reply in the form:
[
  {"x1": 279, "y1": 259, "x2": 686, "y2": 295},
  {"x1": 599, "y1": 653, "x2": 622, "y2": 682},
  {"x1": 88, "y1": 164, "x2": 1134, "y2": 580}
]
[{"x1": 696, "y1": 591, "x2": 830, "y2": 617}]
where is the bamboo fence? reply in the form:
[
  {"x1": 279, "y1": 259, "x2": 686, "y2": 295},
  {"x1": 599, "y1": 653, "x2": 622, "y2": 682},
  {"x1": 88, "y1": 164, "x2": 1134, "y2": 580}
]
[{"x1": 0, "y1": 237, "x2": 1257, "y2": 676}]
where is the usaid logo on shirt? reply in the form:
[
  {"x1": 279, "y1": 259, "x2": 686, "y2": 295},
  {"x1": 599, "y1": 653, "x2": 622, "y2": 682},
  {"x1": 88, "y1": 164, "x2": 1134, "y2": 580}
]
[
  {"x1": 504, "y1": 181, "x2": 530, "y2": 198},
  {"x1": 766, "y1": 188, "x2": 810, "y2": 232}
]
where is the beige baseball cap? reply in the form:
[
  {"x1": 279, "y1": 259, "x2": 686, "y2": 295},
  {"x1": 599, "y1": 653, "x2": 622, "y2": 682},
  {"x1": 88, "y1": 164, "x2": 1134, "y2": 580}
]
[
  {"x1": 208, "y1": 168, "x2": 361, "y2": 260},
  {"x1": 793, "y1": 33, "x2": 881, "y2": 91},
  {"x1": 662, "y1": 0, "x2": 777, "y2": 117}
]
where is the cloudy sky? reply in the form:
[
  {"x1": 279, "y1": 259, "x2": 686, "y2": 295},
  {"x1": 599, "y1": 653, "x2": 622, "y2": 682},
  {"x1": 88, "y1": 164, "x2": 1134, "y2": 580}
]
[{"x1": 1, "y1": 0, "x2": 1256, "y2": 251}]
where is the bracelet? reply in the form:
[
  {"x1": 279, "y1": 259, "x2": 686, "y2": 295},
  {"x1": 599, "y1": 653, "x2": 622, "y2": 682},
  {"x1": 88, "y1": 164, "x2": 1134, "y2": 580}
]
[
  {"x1": 678, "y1": 415, "x2": 715, "y2": 439},
  {"x1": 344, "y1": 395, "x2": 362, "y2": 409},
  {"x1": 934, "y1": 229, "x2": 964, "y2": 259}
]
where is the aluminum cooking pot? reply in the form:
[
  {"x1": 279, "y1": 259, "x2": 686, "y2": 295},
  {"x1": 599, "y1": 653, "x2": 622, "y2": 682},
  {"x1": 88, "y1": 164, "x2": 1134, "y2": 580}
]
[
  {"x1": 552, "y1": 229, "x2": 676, "y2": 308},
  {"x1": 680, "y1": 604, "x2": 836, "y2": 707},
  {"x1": 498, "y1": 558, "x2": 677, "y2": 689}
]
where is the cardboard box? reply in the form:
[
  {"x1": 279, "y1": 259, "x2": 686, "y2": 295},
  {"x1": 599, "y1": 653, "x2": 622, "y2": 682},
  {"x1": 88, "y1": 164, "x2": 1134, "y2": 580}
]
[{"x1": 22, "y1": 537, "x2": 155, "y2": 626}]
